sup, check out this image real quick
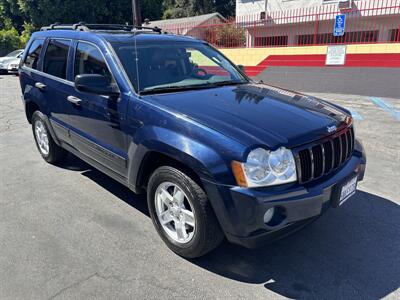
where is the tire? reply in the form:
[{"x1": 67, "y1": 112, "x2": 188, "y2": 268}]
[
  {"x1": 147, "y1": 166, "x2": 224, "y2": 258},
  {"x1": 32, "y1": 111, "x2": 67, "y2": 164}
]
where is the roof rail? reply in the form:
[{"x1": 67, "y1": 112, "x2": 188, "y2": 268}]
[{"x1": 40, "y1": 22, "x2": 162, "y2": 34}]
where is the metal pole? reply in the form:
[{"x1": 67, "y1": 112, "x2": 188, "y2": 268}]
[{"x1": 132, "y1": 0, "x2": 142, "y2": 26}]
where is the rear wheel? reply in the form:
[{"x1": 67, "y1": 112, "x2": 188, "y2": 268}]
[
  {"x1": 147, "y1": 166, "x2": 224, "y2": 258},
  {"x1": 32, "y1": 111, "x2": 67, "y2": 164}
]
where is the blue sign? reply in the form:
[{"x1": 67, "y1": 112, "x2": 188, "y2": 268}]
[{"x1": 333, "y1": 14, "x2": 346, "y2": 37}]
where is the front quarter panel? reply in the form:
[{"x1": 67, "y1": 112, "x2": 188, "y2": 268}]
[
  {"x1": 130, "y1": 126, "x2": 226, "y2": 182},
  {"x1": 125, "y1": 99, "x2": 248, "y2": 236},
  {"x1": 126, "y1": 96, "x2": 246, "y2": 187}
]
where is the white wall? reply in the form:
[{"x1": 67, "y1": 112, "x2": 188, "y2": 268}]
[
  {"x1": 245, "y1": 15, "x2": 399, "y2": 46},
  {"x1": 236, "y1": 0, "x2": 399, "y2": 47},
  {"x1": 236, "y1": 0, "x2": 377, "y2": 17}
]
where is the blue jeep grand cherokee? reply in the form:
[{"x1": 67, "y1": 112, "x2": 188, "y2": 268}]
[{"x1": 19, "y1": 23, "x2": 366, "y2": 258}]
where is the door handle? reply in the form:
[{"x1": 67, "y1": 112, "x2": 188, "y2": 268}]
[
  {"x1": 35, "y1": 82, "x2": 46, "y2": 91},
  {"x1": 67, "y1": 95, "x2": 82, "y2": 106}
]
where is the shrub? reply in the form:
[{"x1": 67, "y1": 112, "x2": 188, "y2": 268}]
[
  {"x1": 205, "y1": 24, "x2": 246, "y2": 48},
  {"x1": 0, "y1": 27, "x2": 21, "y2": 55},
  {"x1": 19, "y1": 22, "x2": 35, "y2": 47},
  {"x1": 0, "y1": 23, "x2": 34, "y2": 55}
]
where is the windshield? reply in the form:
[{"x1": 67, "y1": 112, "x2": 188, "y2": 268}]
[
  {"x1": 6, "y1": 50, "x2": 22, "y2": 57},
  {"x1": 112, "y1": 41, "x2": 248, "y2": 94}
]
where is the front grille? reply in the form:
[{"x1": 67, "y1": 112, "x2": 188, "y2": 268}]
[{"x1": 296, "y1": 127, "x2": 354, "y2": 183}]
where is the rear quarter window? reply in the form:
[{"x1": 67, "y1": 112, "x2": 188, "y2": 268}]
[{"x1": 23, "y1": 39, "x2": 45, "y2": 70}]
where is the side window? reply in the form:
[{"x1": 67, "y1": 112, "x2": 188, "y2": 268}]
[
  {"x1": 23, "y1": 39, "x2": 44, "y2": 70},
  {"x1": 43, "y1": 39, "x2": 71, "y2": 80},
  {"x1": 74, "y1": 42, "x2": 113, "y2": 84}
]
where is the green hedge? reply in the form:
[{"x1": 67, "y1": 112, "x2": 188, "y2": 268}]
[{"x1": 0, "y1": 24, "x2": 33, "y2": 56}]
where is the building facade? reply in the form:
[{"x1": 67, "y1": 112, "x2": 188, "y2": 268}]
[
  {"x1": 236, "y1": 0, "x2": 400, "y2": 47},
  {"x1": 237, "y1": 0, "x2": 335, "y2": 16},
  {"x1": 237, "y1": 0, "x2": 357, "y2": 16}
]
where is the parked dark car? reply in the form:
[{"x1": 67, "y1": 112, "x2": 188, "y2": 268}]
[{"x1": 19, "y1": 24, "x2": 366, "y2": 258}]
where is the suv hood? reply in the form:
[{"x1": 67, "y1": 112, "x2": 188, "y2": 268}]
[{"x1": 145, "y1": 83, "x2": 350, "y2": 149}]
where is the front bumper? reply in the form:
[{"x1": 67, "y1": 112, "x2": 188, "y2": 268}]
[
  {"x1": 7, "y1": 67, "x2": 19, "y2": 74},
  {"x1": 203, "y1": 147, "x2": 366, "y2": 248}
]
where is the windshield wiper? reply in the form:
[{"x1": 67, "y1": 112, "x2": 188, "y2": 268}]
[
  {"x1": 208, "y1": 80, "x2": 246, "y2": 87},
  {"x1": 140, "y1": 80, "x2": 246, "y2": 95},
  {"x1": 140, "y1": 84, "x2": 217, "y2": 95}
]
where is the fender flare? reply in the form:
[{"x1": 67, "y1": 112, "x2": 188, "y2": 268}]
[
  {"x1": 127, "y1": 126, "x2": 230, "y2": 190},
  {"x1": 31, "y1": 109, "x2": 62, "y2": 147}
]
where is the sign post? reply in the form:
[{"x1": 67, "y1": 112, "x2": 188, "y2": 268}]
[
  {"x1": 132, "y1": 0, "x2": 141, "y2": 26},
  {"x1": 333, "y1": 14, "x2": 346, "y2": 37}
]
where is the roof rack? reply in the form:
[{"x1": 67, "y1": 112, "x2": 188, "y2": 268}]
[{"x1": 40, "y1": 22, "x2": 162, "y2": 34}]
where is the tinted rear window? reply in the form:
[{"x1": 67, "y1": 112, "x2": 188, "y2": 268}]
[
  {"x1": 23, "y1": 40, "x2": 44, "y2": 70},
  {"x1": 43, "y1": 39, "x2": 71, "y2": 80}
]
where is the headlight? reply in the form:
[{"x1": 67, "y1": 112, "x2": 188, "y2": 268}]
[{"x1": 232, "y1": 147, "x2": 297, "y2": 187}]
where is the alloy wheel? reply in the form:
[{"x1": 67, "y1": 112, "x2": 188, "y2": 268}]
[
  {"x1": 34, "y1": 120, "x2": 49, "y2": 155},
  {"x1": 155, "y1": 182, "x2": 196, "y2": 244}
]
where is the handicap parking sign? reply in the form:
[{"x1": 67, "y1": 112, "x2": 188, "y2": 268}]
[{"x1": 334, "y1": 14, "x2": 346, "y2": 37}]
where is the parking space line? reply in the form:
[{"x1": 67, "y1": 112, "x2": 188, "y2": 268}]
[
  {"x1": 349, "y1": 110, "x2": 363, "y2": 120},
  {"x1": 369, "y1": 97, "x2": 400, "y2": 121}
]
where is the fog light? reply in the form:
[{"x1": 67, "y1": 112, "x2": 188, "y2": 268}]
[{"x1": 263, "y1": 207, "x2": 275, "y2": 223}]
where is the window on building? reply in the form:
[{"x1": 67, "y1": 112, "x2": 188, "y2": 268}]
[
  {"x1": 255, "y1": 35, "x2": 288, "y2": 47},
  {"x1": 389, "y1": 29, "x2": 400, "y2": 42},
  {"x1": 43, "y1": 39, "x2": 71, "y2": 79},
  {"x1": 23, "y1": 39, "x2": 45, "y2": 70},
  {"x1": 343, "y1": 30, "x2": 379, "y2": 43},
  {"x1": 297, "y1": 30, "x2": 379, "y2": 45}
]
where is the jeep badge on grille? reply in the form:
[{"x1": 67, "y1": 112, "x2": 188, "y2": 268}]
[{"x1": 327, "y1": 125, "x2": 337, "y2": 133}]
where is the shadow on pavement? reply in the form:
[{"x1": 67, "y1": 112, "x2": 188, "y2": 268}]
[
  {"x1": 55, "y1": 153, "x2": 92, "y2": 172},
  {"x1": 63, "y1": 155, "x2": 399, "y2": 299},
  {"x1": 55, "y1": 154, "x2": 149, "y2": 216},
  {"x1": 193, "y1": 191, "x2": 400, "y2": 298},
  {"x1": 80, "y1": 167, "x2": 150, "y2": 217}
]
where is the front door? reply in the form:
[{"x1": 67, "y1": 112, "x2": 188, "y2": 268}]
[{"x1": 67, "y1": 41, "x2": 129, "y2": 177}]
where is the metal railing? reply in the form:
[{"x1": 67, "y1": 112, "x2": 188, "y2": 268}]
[{"x1": 162, "y1": 0, "x2": 400, "y2": 48}]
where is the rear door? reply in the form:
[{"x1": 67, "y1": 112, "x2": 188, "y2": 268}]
[
  {"x1": 40, "y1": 38, "x2": 74, "y2": 144},
  {"x1": 20, "y1": 38, "x2": 46, "y2": 109},
  {"x1": 67, "y1": 41, "x2": 129, "y2": 177}
]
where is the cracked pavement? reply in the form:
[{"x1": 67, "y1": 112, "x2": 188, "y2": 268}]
[{"x1": 0, "y1": 75, "x2": 399, "y2": 299}]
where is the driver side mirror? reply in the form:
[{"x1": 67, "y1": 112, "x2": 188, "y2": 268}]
[{"x1": 75, "y1": 74, "x2": 119, "y2": 97}]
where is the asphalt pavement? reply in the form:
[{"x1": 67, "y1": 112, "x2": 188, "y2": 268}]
[{"x1": 0, "y1": 75, "x2": 399, "y2": 299}]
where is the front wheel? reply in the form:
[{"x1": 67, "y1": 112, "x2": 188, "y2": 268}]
[{"x1": 147, "y1": 166, "x2": 224, "y2": 258}]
